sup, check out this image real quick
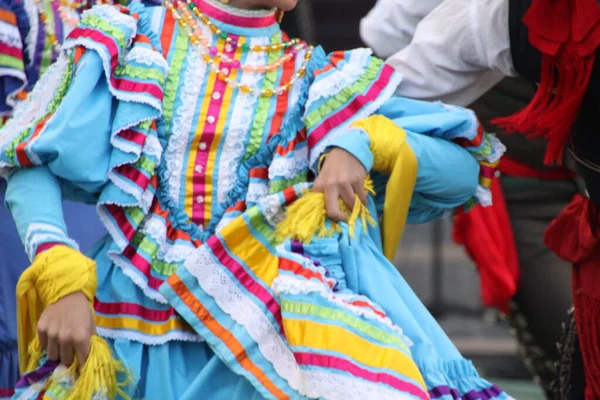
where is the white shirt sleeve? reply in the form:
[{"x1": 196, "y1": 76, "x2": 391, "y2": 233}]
[
  {"x1": 360, "y1": 0, "x2": 442, "y2": 59},
  {"x1": 386, "y1": 0, "x2": 518, "y2": 106}
]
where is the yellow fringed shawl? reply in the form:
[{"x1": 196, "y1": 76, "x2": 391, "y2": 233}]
[{"x1": 17, "y1": 245, "x2": 130, "y2": 399}]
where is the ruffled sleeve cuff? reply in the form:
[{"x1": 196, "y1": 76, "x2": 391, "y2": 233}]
[
  {"x1": 376, "y1": 97, "x2": 506, "y2": 212},
  {"x1": 456, "y1": 133, "x2": 505, "y2": 212}
]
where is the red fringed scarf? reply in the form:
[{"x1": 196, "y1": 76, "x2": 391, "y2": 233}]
[{"x1": 492, "y1": 0, "x2": 600, "y2": 165}]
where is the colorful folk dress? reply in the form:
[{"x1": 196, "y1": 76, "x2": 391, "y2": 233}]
[{"x1": 2, "y1": 1, "x2": 510, "y2": 398}]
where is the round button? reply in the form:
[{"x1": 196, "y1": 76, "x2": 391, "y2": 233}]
[
  {"x1": 212, "y1": 92, "x2": 221, "y2": 100},
  {"x1": 207, "y1": 115, "x2": 215, "y2": 124},
  {"x1": 199, "y1": 142, "x2": 207, "y2": 150},
  {"x1": 195, "y1": 165, "x2": 203, "y2": 173},
  {"x1": 198, "y1": 223, "x2": 204, "y2": 230},
  {"x1": 196, "y1": 196, "x2": 204, "y2": 204},
  {"x1": 225, "y1": 44, "x2": 233, "y2": 53},
  {"x1": 221, "y1": 68, "x2": 229, "y2": 76}
]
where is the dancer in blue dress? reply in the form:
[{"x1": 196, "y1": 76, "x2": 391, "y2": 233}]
[{"x1": 2, "y1": 0, "x2": 511, "y2": 398}]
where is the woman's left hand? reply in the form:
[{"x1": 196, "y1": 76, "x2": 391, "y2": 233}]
[{"x1": 314, "y1": 148, "x2": 368, "y2": 222}]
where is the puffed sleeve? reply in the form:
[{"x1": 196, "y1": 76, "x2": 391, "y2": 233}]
[
  {"x1": 325, "y1": 94, "x2": 504, "y2": 223},
  {"x1": 383, "y1": 0, "x2": 516, "y2": 106},
  {"x1": 0, "y1": 3, "x2": 167, "y2": 257},
  {"x1": 403, "y1": 132, "x2": 480, "y2": 223},
  {"x1": 378, "y1": 96, "x2": 505, "y2": 212}
]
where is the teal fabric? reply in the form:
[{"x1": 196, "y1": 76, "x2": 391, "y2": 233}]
[
  {"x1": 5, "y1": 167, "x2": 68, "y2": 251},
  {"x1": 405, "y1": 130, "x2": 479, "y2": 223},
  {"x1": 328, "y1": 128, "x2": 374, "y2": 172},
  {"x1": 312, "y1": 209, "x2": 508, "y2": 395}
]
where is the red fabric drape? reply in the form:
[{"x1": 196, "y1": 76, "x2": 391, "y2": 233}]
[
  {"x1": 452, "y1": 156, "x2": 575, "y2": 312},
  {"x1": 546, "y1": 194, "x2": 600, "y2": 400},
  {"x1": 453, "y1": 177, "x2": 519, "y2": 313}
]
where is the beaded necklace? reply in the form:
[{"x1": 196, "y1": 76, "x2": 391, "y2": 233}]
[
  {"x1": 171, "y1": 0, "x2": 307, "y2": 73},
  {"x1": 165, "y1": 0, "x2": 314, "y2": 97}
]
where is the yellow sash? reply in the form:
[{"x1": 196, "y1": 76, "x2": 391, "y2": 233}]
[{"x1": 352, "y1": 115, "x2": 418, "y2": 261}]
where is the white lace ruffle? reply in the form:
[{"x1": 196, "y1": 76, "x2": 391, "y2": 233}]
[
  {"x1": 272, "y1": 275, "x2": 413, "y2": 346},
  {"x1": 440, "y1": 104, "x2": 507, "y2": 164},
  {"x1": 22, "y1": 0, "x2": 38, "y2": 66},
  {"x1": 0, "y1": 20, "x2": 22, "y2": 48},
  {"x1": 139, "y1": 214, "x2": 197, "y2": 264},
  {"x1": 305, "y1": 48, "x2": 373, "y2": 108},
  {"x1": 139, "y1": 186, "x2": 155, "y2": 214},
  {"x1": 474, "y1": 185, "x2": 492, "y2": 208},
  {"x1": 268, "y1": 147, "x2": 309, "y2": 180},
  {"x1": 216, "y1": 44, "x2": 266, "y2": 204},
  {"x1": 112, "y1": 133, "x2": 141, "y2": 156},
  {"x1": 164, "y1": 44, "x2": 207, "y2": 203},
  {"x1": 246, "y1": 182, "x2": 269, "y2": 204},
  {"x1": 477, "y1": 133, "x2": 506, "y2": 164},
  {"x1": 184, "y1": 245, "x2": 307, "y2": 395},
  {"x1": 25, "y1": 222, "x2": 69, "y2": 245},
  {"x1": 0, "y1": 55, "x2": 69, "y2": 167},
  {"x1": 107, "y1": 168, "x2": 145, "y2": 200},
  {"x1": 96, "y1": 326, "x2": 204, "y2": 346},
  {"x1": 302, "y1": 370, "x2": 415, "y2": 400},
  {"x1": 81, "y1": 5, "x2": 138, "y2": 46},
  {"x1": 142, "y1": 134, "x2": 163, "y2": 163},
  {"x1": 257, "y1": 185, "x2": 310, "y2": 227},
  {"x1": 308, "y1": 71, "x2": 403, "y2": 170},
  {"x1": 126, "y1": 46, "x2": 170, "y2": 71},
  {"x1": 24, "y1": 223, "x2": 80, "y2": 260}
]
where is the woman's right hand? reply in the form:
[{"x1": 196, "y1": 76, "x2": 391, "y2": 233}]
[{"x1": 37, "y1": 291, "x2": 96, "y2": 366}]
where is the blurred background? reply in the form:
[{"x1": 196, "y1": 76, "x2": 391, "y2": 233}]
[{"x1": 281, "y1": 2, "x2": 547, "y2": 398}]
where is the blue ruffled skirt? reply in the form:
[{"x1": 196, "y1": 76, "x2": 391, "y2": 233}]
[{"x1": 12, "y1": 204, "x2": 512, "y2": 399}]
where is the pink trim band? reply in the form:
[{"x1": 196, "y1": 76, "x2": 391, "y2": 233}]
[
  {"x1": 35, "y1": 242, "x2": 63, "y2": 256},
  {"x1": 308, "y1": 66, "x2": 394, "y2": 149},
  {"x1": 194, "y1": 0, "x2": 277, "y2": 28},
  {"x1": 94, "y1": 298, "x2": 179, "y2": 322}
]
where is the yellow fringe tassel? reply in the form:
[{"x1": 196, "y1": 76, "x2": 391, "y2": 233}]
[
  {"x1": 276, "y1": 179, "x2": 376, "y2": 244},
  {"x1": 16, "y1": 245, "x2": 131, "y2": 399},
  {"x1": 280, "y1": 115, "x2": 419, "y2": 260}
]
